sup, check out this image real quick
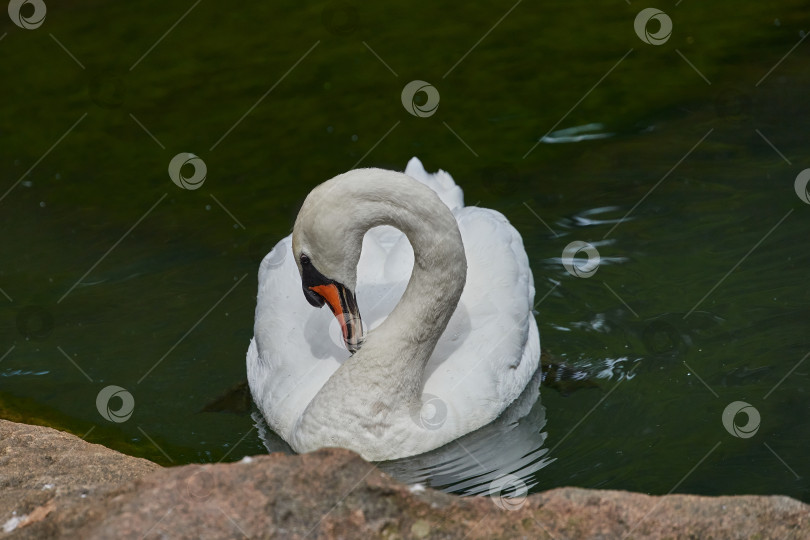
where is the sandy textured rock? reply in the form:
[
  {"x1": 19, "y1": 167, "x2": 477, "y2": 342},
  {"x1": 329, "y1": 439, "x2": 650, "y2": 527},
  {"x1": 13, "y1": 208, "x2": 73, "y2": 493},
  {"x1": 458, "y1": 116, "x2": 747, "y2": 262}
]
[
  {"x1": 0, "y1": 419, "x2": 160, "y2": 537},
  {"x1": 1, "y1": 419, "x2": 808, "y2": 539}
]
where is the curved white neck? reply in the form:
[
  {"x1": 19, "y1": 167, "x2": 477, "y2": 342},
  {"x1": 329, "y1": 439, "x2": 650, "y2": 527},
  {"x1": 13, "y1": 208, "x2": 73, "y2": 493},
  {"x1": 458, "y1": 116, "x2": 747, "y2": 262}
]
[
  {"x1": 302, "y1": 170, "x2": 467, "y2": 423},
  {"x1": 360, "y1": 181, "x2": 467, "y2": 370}
]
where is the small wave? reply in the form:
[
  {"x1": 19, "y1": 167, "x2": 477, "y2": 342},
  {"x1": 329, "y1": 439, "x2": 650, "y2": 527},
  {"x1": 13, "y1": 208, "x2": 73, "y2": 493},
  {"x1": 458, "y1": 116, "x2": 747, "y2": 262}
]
[
  {"x1": 547, "y1": 255, "x2": 628, "y2": 268},
  {"x1": 1, "y1": 369, "x2": 50, "y2": 377},
  {"x1": 540, "y1": 123, "x2": 614, "y2": 144},
  {"x1": 560, "y1": 206, "x2": 628, "y2": 228}
]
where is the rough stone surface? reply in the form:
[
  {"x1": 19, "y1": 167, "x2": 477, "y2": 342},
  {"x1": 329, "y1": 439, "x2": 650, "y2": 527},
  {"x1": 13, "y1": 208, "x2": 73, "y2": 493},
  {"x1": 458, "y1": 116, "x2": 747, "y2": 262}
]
[
  {"x1": 0, "y1": 419, "x2": 160, "y2": 537},
  {"x1": 1, "y1": 419, "x2": 808, "y2": 539}
]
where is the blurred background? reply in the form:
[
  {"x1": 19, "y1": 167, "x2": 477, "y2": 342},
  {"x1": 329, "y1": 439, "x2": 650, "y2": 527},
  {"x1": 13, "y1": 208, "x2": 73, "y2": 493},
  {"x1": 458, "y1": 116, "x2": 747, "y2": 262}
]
[{"x1": 1, "y1": 0, "x2": 808, "y2": 501}]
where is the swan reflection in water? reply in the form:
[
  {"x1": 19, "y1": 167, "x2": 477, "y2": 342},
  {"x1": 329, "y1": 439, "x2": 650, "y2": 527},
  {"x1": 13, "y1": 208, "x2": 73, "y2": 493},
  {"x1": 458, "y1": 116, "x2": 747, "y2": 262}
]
[{"x1": 254, "y1": 366, "x2": 552, "y2": 497}]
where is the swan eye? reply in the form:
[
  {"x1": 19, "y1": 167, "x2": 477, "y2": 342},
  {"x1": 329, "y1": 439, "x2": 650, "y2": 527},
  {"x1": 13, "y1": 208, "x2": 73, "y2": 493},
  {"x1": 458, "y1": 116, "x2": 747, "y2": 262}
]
[{"x1": 300, "y1": 254, "x2": 311, "y2": 266}]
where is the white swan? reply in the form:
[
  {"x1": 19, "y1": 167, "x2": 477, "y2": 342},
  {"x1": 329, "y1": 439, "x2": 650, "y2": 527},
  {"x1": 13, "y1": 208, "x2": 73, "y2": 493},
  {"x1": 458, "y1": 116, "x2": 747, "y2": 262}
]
[{"x1": 247, "y1": 158, "x2": 540, "y2": 461}]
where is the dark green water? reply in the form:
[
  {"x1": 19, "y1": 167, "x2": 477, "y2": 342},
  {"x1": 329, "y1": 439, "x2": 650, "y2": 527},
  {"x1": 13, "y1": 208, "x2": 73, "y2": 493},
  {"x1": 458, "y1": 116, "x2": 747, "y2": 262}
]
[{"x1": 1, "y1": 0, "x2": 809, "y2": 502}]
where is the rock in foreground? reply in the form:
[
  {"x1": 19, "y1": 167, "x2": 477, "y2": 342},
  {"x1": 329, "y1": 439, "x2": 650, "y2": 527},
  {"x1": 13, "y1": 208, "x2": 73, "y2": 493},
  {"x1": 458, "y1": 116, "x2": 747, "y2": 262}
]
[{"x1": 0, "y1": 419, "x2": 807, "y2": 539}]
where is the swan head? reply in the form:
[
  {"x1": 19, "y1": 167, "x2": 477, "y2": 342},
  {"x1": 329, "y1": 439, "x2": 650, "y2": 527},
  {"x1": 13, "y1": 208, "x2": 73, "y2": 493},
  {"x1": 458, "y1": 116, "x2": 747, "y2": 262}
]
[{"x1": 291, "y1": 177, "x2": 366, "y2": 354}]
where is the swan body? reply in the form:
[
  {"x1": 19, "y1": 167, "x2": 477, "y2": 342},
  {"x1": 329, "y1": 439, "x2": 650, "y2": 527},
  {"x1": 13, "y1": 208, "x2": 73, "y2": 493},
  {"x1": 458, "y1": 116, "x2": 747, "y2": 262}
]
[{"x1": 247, "y1": 158, "x2": 540, "y2": 461}]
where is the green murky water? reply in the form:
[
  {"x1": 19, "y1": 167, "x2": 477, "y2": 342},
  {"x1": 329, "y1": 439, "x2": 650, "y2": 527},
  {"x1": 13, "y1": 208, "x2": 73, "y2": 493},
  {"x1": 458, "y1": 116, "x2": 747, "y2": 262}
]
[{"x1": 1, "y1": 0, "x2": 809, "y2": 502}]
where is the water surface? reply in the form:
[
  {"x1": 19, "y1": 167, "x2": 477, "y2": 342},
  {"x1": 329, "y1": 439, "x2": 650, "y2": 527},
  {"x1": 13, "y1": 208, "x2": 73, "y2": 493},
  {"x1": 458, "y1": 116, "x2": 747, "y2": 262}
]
[{"x1": 1, "y1": 0, "x2": 808, "y2": 502}]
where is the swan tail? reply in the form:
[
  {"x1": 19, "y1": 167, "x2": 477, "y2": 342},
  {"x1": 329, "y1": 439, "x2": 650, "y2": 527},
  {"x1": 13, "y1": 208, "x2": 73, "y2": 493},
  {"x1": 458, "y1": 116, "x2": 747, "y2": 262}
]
[{"x1": 404, "y1": 157, "x2": 465, "y2": 212}]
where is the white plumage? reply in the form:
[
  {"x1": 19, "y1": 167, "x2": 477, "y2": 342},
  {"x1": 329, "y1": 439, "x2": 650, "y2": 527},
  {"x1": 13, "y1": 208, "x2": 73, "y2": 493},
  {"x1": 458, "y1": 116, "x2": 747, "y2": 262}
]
[{"x1": 247, "y1": 157, "x2": 540, "y2": 461}]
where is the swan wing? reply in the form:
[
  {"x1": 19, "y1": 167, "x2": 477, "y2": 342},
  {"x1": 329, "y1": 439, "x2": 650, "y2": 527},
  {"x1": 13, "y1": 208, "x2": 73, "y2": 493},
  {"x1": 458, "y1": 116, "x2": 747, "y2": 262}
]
[
  {"x1": 248, "y1": 236, "x2": 347, "y2": 442},
  {"x1": 404, "y1": 157, "x2": 465, "y2": 212},
  {"x1": 424, "y1": 205, "x2": 541, "y2": 434}
]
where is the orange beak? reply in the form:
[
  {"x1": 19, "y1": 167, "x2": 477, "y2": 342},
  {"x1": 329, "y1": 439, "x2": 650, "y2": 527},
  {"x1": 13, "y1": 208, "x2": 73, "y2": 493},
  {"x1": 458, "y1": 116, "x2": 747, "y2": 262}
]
[{"x1": 308, "y1": 283, "x2": 364, "y2": 353}]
